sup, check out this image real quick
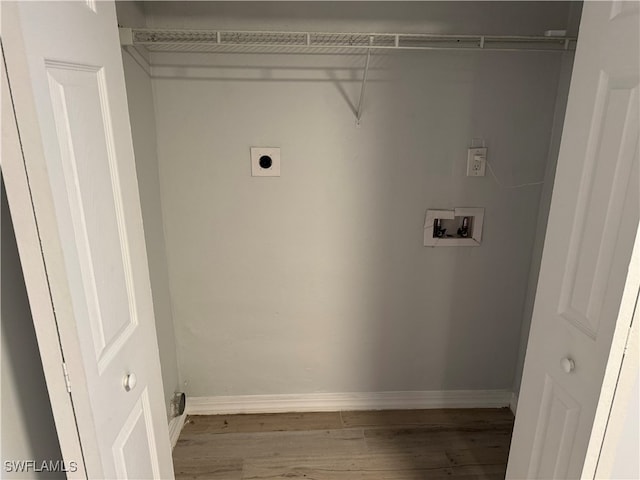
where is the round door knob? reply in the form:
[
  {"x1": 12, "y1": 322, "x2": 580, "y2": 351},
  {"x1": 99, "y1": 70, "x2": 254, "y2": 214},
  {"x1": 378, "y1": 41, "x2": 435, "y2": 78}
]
[
  {"x1": 123, "y1": 373, "x2": 137, "y2": 392},
  {"x1": 561, "y1": 357, "x2": 575, "y2": 373}
]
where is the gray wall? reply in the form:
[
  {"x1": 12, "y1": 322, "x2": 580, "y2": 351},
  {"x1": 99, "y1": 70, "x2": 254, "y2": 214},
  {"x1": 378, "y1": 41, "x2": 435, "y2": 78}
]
[
  {"x1": 144, "y1": 1, "x2": 572, "y2": 35},
  {"x1": 1, "y1": 179, "x2": 63, "y2": 478},
  {"x1": 120, "y1": 1, "x2": 576, "y2": 398},
  {"x1": 151, "y1": 49, "x2": 565, "y2": 397},
  {"x1": 118, "y1": 5, "x2": 182, "y2": 416},
  {"x1": 512, "y1": 52, "x2": 575, "y2": 398},
  {"x1": 512, "y1": 2, "x2": 581, "y2": 399}
]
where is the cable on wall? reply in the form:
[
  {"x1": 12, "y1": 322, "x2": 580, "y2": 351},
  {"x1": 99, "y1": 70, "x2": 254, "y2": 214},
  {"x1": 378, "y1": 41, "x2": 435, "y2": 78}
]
[
  {"x1": 471, "y1": 138, "x2": 545, "y2": 189},
  {"x1": 486, "y1": 161, "x2": 545, "y2": 189}
]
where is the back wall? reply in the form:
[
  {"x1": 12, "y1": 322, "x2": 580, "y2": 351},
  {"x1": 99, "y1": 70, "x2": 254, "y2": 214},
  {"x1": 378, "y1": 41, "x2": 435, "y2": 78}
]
[{"x1": 149, "y1": 48, "x2": 567, "y2": 397}]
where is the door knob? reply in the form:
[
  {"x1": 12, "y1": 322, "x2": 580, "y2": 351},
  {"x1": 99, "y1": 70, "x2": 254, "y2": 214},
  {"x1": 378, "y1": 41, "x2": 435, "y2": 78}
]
[
  {"x1": 123, "y1": 373, "x2": 137, "y2": 392},
  {"x1": 561, "y1": 357, "x2": 575, "y2": 373}
]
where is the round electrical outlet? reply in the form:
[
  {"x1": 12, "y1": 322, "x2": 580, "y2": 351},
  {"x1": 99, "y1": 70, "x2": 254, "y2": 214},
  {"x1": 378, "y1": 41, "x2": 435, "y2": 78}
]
[
  {"x1": 251, "y1": 147, "x2": 280, "y2": 177},
  {"x1": 259, "y1": 155, "x2": 272, "y2": 169}
]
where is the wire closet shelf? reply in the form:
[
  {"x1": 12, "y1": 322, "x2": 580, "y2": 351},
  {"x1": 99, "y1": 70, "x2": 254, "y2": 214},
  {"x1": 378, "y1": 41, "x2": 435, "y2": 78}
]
[{"x1": 123, "y1": 28, "x2": 577, "y2": 54}]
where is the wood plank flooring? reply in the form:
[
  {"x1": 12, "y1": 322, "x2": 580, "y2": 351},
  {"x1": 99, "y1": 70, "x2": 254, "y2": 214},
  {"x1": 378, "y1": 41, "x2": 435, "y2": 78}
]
[{"x1": 173, "y1": 408, "x2": 514, "y2": 480}]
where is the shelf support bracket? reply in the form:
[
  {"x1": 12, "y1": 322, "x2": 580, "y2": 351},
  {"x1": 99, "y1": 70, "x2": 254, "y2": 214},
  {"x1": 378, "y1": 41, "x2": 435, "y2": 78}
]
[{"x1": 356, "y1": 47, "x2": 372, "y2": 126}]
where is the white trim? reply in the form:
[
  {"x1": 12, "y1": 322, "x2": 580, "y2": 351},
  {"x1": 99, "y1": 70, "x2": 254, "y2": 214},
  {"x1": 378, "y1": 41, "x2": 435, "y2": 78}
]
[
  {"x1": 510, "y1": 392, "x2": 519, "y2": 415},
  {"x1": 186, "y1": 390, "x2": 512, "y2": 415},
  {"x1": 168, "y1": 411, "x2": 187, "y2": 449}
]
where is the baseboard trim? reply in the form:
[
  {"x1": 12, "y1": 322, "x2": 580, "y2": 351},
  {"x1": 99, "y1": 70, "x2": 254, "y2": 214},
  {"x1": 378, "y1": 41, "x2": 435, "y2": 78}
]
[
  {"x1": 510, "y1": 392, "x2": 519, "y2": 415},
  {"x1": 168, "y1": 411, "x2": 187, "y2": 449},
  {"x1": 186, "y1": 390, "x2": 512, "y2": 415}
]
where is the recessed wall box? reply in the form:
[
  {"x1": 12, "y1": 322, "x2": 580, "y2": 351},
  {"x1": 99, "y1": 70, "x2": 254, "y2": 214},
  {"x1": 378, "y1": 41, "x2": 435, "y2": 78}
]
[
  {"x1": 251, "y1": 147, "x2": 281, "y2": 177},
  {"x1": 424, "y1": 207, "x2": 485, "y2": 247}
]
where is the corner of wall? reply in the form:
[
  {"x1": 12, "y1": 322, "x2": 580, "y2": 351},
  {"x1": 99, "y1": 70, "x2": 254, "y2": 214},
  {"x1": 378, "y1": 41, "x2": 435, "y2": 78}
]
[
  {"x1": 511, "y1": 50, "x2": 576, "y2": 397},
  {"x1": 121, "y1": 44, "x2": 182, "y2": 421},
  {"x1": 147, "y1": 57, "x2": 184, "y2": 399}
]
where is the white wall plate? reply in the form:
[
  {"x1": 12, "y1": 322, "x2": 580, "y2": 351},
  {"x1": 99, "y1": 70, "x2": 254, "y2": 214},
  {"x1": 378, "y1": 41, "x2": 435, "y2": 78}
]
[
  {"x1": 251, "y1": 147, "x2": 281, "y2": 177},
  {"x1": 467, "y1": 147, "x2": 487, "y2": 177}
]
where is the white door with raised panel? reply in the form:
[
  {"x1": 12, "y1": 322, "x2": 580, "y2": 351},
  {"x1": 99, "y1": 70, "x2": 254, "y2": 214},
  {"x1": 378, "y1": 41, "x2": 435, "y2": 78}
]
[
  {"x1": 507, "y1": 2, "x2": 639, "y2": 479},
  {"x1": 2, "y1": 1, "x2": 174, "y2": 478}
]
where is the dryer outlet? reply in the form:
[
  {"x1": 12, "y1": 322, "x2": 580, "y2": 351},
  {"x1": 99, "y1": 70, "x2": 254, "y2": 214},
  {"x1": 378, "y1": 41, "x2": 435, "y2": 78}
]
[{"x1": 251, "y1": 147, "x2": 281, "y2": 177}]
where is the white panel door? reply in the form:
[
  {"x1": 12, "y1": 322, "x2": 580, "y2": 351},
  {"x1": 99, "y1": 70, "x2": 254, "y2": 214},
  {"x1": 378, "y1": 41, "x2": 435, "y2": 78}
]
[
  {"x1": 2, "y1": 1, "x2": 174, "y2": 478},
  {"x1": 507, "y1": 2, "x2": 639, "y2": 479}
]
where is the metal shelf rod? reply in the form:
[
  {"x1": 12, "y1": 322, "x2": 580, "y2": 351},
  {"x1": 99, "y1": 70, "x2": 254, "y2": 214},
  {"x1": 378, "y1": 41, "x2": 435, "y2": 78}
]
[
  {"x1": 119, "y1": 28, "x2": 577, "y2": 125},
  {"x1": 356, "y1": 48, "x2": 372, "y2": 126}
]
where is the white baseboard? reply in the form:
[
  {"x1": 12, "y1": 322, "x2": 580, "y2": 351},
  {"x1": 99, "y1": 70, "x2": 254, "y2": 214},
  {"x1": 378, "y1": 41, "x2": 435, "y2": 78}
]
[
  {"x1": 186, "y1": 389, "x2": 512, "y2": 415},
  {"x1": 168, "y1": 411, "x2": 187, "y2": 449},
  {"x1": 510, "y1": 392, "x2": 519, "y2": 415}
]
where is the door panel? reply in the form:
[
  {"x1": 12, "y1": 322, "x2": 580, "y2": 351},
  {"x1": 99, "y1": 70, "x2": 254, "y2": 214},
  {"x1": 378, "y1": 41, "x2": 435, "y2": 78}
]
[
  {"x1": 559, "y1": 77, "x2": 638, "y2": 338},
  {"x1": 508, "y1": 2, "x2": 639, "y2": 478},
  {"x1": 529, "y1": 375, "x2": 580, "y2": 479},
  {"x1": 2, "y1": 2, "x2": 174, "y2": 478},
  {"x1": 46, "y1": 62, "x2": 138, "y2": 368},
  {"x1": 113, "y1": 389, "x2": 159, "y2": 479}
]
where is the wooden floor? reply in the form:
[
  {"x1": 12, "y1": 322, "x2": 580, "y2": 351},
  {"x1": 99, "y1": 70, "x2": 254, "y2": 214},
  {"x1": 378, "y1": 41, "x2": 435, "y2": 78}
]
[{"x1": 173, "y1": 408, "x2": 514, "y2": 480}]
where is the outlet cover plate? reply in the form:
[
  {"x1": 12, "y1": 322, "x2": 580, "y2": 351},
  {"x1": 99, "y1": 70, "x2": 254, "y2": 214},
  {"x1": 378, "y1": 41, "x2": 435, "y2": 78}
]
[
  {"x1": 251, "y1": 147, "x2": 281, "y2": 177},
  {"x1": 467, "y1": 147, "x2": 487, "y2": 177}
]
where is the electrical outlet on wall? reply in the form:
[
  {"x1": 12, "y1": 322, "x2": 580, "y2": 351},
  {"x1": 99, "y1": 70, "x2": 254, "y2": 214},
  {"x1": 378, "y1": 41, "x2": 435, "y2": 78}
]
[
  {"x1": 251, "y1": 147, "x2": 281, "y2": 177},
  {"x1": 467, "y1": 147, "x2": 487, "y2": 177}
]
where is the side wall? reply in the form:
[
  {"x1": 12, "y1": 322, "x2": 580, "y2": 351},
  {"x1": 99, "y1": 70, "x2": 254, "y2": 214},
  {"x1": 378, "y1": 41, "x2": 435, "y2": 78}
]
[
  {"x1": 121, "y1": 50, "x2": 181, "y2": 418},
  {"x1": 512, "y1": 1, "x2": 582, "y2": 400},
  {"x1": 117, "y1": 0, "x2": 181, "y2": 418},
  {"x1": 1, "y1": 179, "x2": 63, "y2": 478},
  {"x1": 512, "y1": 52, "x2": 575, "y2": 399}
]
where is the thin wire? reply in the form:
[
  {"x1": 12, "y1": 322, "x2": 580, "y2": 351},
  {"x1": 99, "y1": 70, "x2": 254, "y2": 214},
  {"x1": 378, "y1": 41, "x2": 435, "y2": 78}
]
[
  {"x1": 486, "y1": 159, "x2": 544, "y2": 189},
  {"x1": 470, "y1": 137, "x2": 543, "y2": 188}
]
